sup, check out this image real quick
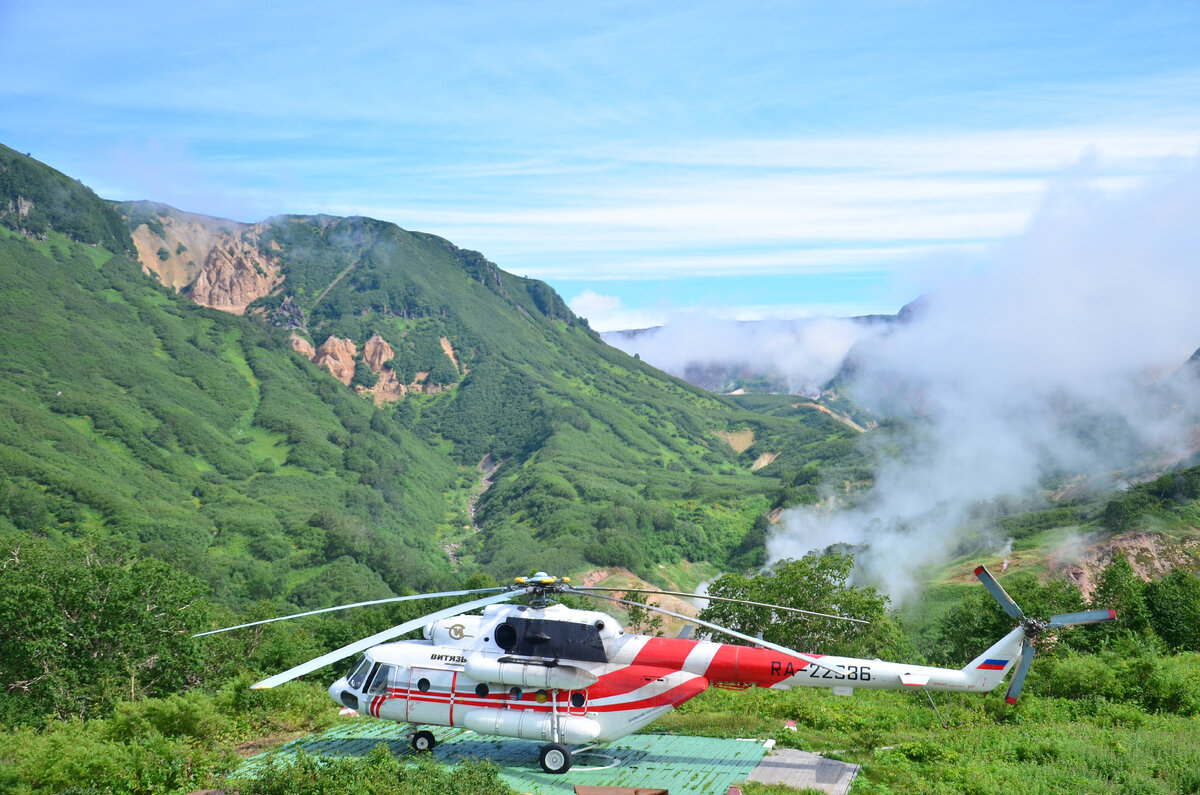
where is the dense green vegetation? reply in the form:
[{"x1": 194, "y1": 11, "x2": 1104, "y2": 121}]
[
  {"x1": 0, "y1": 143, "x2": 133, "y2": 256},
  {"x1": 0, "y1": 146, "x2": 867, "y2": 625},
  {"x1": 5, "y1": 146, "x2": 1200, "y2": 793},
  {"x1": 5, "y1": 542, "x2": 1199, "y2": 794}
]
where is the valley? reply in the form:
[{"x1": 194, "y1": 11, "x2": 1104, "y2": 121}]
[{"x1": 3, "y1": 143, "x2": 1200, "y2": 794}]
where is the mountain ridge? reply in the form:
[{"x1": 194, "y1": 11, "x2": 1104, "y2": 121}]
[{"x1": 0, "y1": 145, "x2": 867, "y2": 610}]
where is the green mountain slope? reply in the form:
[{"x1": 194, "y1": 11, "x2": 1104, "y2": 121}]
[{"x1": 0, "y1": 145, "x2": 864, "y2": 609}]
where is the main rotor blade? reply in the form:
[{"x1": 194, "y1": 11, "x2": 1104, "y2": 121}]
[
  {"x1": 194, "y1": 586, "x2": 511, "y2": 637},
  {"x1": 974, "y1": 565, "x2": 1025, "y2": 620},
  {"x1": 1004, "y1": 638, "x2": 1035, "y2": 705},
  {"x1": 250, "y1": 590, "x2": 515, "y2": 689},
  {"x1": 1048, "y1": 608, "x2": 1117, "y2": 628},
  {"x1": 575, "y1": 586, "x2": 868, "y2": 624},
  {"x1": 565, "y1": 587, "x2": 850, "y2": 677}
]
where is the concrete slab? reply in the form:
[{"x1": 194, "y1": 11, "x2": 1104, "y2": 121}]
[{"x1": 745, "y1": 747, "x2": 860, "y2": 795}]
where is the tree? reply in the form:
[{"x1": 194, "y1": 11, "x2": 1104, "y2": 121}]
[
  {"x1": 0, "y1": 535, "x2": 218, "y2": 724},
  {"x1": 1145, "y1": 568, "x2": 1200, "y2": 651},
  {"x1": 1091, "y1": 553, "x2": 1151, "y2": 635},
  {"x1": 350, "y1": 358, "x2": 378, "y2": 389},
  {"x1": 699, "y1": 552, "x2": 901, "y2": 658}
]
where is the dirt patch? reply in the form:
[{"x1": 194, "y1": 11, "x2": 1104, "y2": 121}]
[
  {"x1": 572, "y1": 568, "x2": 702, "y2": 637},
  {"x1": 750, "y1": 452, "x2": 779, "y2": 471},
  {"x1": 235, "y1": 730, "x2": 308, "y2": 758},
  {"x1": 719, "y1": 429, "x2": 755, "y2": 453},
  {"x1": 440, "y1": 337, "x2": 461, "y2": 372},
  {"x1": 792, "y1": 401, "x2": 867, "y2": 433},
  {"x1": 1054, "y1": 531, "x2": 1200, "y2": 599}
]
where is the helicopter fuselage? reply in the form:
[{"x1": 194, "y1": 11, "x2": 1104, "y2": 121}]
[{"x1": 326, "y1": 601, "x2": 1024, "y2": 745}]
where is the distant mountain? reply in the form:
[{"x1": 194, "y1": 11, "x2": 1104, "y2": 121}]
[{"x1": 0, "y1": 144, "x2": 868, "y2": 610}]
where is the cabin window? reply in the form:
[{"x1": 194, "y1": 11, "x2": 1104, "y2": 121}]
[
  {"x1": 347, "y1": 658, "x2": 373, "y2": 690},
  {"x1": 367, "y1": 664, "x2": 395, "y2": 695}
]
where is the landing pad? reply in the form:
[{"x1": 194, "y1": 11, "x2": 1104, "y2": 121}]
[{"x1": 237, "y1": 721, "x2": 770, "y2": 794}]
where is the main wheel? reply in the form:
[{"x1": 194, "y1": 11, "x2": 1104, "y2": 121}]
[
  {"x1": 539, "y1": 742, "x2": 572, "y2": 774},
  {"x1": 411, "y1": 729, "x2": 436, "y2": 753}
]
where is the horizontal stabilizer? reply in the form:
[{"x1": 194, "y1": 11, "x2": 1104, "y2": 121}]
[{"x1": 899, "y1": 673, "x2": 930, "y2": 687}]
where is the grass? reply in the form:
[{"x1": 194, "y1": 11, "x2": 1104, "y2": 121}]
[{"x1": 646, "y1": 684, "x2": 1200, "y2": 794}]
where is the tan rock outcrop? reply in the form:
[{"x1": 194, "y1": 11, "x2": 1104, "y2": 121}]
[
  {"x1": 290, "y1": 334, "x2": 316, "y2": 360},
  {"x1": 187, "y1": 236, "x2": 282, "y2": 315},
  {"x1": 365, "y1": 368, "x2": 406, "y2": 404},
  {"x1": 313, "y1": 337, "x2": 358, "y2": 385},
  {"x1": 363, "y1": 334, "x2": 394, "y2": 373},
  {"x1": 130, "y1": 209, "x2": 281, "y2": 313}
]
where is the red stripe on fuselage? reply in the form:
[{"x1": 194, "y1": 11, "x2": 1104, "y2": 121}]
[
  {"x1": 714, "y1": 645, "x2": 817, "y2": 685},
  {"x1": 632, "y1": 636, "x2": 698, "y2": 668},
  {"x1": 628, "y1": 635, "x2": 818, "y2": 687}
]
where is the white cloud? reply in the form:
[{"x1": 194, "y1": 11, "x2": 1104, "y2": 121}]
[
  {"x1": 768, "y1": 155, "x2": 1200, "y2": 602},
  {"x1": 568, "y1": 290, "x2": 667, "y2": 331}
]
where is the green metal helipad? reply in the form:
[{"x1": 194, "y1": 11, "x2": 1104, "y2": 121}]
[{"x1": 238, "y1": 720, "x2": 769, "y2": 794}]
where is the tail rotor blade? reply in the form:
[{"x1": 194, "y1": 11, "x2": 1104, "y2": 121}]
[
  {"x1": 1048, "y1": 608, "x2": 1117, "y2": 628},
  {"x1": 250, "y1": 590, "x2": 515, "y2": 689},
  {"x1": 974, "y1": 565, "x2": 1025, "y2": 620},
  {"x1": 1004, "y1": 638, "x2": 1035, "y2": 705}
]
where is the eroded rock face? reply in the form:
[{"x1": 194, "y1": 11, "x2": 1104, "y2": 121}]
[
  {"x1": 131, "y1": 209, "x2": 281, "y2": 312},
  {"x1": 187, "y1": 237, "x2": 282, "y2": 315},
  {"x1": 313, "y1": 337, "x2": 358, "y2": 385},
  {"x1": 1057, "y1": 532, "x2": 1200, "y2": 600},
  {"x1": 363, "y1": 334, "x2": 394, "y2": 372},
  {"x1": 364, "y1": 368, "x2": 406, "y2": 404},
  {"x1": 289, "y1": 334, "x2": 316, "y2": 359}
]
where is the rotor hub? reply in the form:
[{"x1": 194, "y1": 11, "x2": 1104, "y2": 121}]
[
  {"x1": 513, "y1": 573, "x2": 571, "y2": 607},
  {"x1": 1020, "y1": 617, "x2": 1049, "y2": 637}
]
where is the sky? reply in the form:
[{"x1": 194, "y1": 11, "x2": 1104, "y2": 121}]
[{"x1": 2, "y1": 1, "x2": 1199, "y2": 331}]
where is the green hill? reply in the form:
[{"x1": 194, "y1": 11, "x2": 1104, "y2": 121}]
[{"x1": 0, "y1": 144, "x2": 865, "y2": 611}]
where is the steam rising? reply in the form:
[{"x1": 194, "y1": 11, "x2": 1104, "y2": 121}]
[
  {"x1": 768, "y1": 157, "x2": 1200, "y2": 601},
  {"x1": 607, "y1": 315, "x2": 882, "y2": 397}
]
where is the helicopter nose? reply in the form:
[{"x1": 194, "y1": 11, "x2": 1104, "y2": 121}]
[{"x1": 330, "y1": 677, "x2": 359, "y2": 712}]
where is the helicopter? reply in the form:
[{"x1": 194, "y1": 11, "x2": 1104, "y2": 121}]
[{"x1": 197, "y1": 564, "x2": 1114, "y2": 774}]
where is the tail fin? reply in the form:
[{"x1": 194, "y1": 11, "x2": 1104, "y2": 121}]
[{"x1": 961, "y1": 626, "x2": 1025, "y2": 692}]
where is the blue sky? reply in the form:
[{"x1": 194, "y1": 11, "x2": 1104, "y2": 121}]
[{"x1": 2, "y1": 1, "x2": 1198, "y2": 329}]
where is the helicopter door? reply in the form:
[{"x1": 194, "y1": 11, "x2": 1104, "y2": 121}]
[{"x1": 406, "y1": 667, "x2": 458, "y2": 726}]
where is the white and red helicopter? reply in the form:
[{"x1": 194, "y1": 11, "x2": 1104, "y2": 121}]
[{"x1": 198, "y1": 565, "x2": 1114, "y2": 774}]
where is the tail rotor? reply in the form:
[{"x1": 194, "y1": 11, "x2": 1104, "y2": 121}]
[{"x1": 973, "y1": 564, "x2": 1117, "y2": 704}]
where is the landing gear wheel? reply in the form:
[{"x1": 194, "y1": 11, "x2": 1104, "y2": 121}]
[
  {"x1": 411, "y1": 730, "x2": 436, "y2": 753},
  {"x1": 539, "y1": 742, "x2": 572, "y2": 774}
]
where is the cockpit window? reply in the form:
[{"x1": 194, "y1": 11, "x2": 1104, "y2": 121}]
[
  {"x1": 347, "y1": 658, "x2": 373, "y2": 690},
  {"x1": 367, "y1": 664, "x2": 395, "y2": 695}
]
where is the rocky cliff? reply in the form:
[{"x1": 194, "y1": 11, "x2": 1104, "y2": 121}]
[
  {"x1": 125, "y1": 203, "x2": 281, "y2": 314},
  {"x1": 289, "y1": 331, "x2": 458, "y2": 403},
  {"x1": 312, "y1": 336, "x2": 358, "y2": 386}
]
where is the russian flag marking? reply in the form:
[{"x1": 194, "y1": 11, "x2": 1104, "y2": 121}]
[{"x1": 977, "y1": 659, "x2": 1008, "y2": 670}]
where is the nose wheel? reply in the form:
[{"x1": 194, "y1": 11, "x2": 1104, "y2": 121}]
[{"x1": 539, "y1": 742, "x2": 572, "y2": 774}]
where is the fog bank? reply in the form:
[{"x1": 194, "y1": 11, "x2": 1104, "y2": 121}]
[{"x1": 769, "y1": 157, "x2": 1200, "y2": 601}]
